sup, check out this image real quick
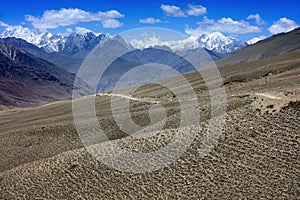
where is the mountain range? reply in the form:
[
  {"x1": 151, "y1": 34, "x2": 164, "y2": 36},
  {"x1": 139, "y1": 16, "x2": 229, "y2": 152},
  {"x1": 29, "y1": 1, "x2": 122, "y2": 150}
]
[
  {"x1": 127, "y1": 32, "x2": 248, "y2": 57},
  {"x1": 0, "y1": 25, "x2": 253, "y2": 76},
  {"x1": 0, "y1": 26, "x2": 250, "y2": 58},
  {"x1": 1, "y1": 25, "x2": 299, "y2": 108},
  {"x1": 217, "y1": 27, "x2": 300, "y2": 66}
]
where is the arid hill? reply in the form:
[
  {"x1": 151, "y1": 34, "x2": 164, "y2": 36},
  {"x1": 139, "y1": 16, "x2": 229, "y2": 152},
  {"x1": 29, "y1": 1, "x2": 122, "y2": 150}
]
[{"x1": 0, "y1": 51, "x2": 299, "y2": 198}]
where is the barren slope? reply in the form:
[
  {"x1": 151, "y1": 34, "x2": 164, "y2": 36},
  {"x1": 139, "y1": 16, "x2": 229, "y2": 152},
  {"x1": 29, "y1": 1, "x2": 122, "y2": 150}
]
[{"x1": 0, "y1": 52, "x2": 299, "y2": 199}]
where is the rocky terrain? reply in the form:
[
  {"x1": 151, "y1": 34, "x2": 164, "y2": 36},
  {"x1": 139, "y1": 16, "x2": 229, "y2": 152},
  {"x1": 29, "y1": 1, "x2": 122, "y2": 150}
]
[{"x1": 0, "y1": 51, "x2": 299, "y2": 199}]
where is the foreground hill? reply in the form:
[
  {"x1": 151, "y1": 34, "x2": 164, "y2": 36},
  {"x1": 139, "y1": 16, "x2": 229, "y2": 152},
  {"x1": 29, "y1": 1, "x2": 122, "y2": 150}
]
[
  {"x1": 217, "y1": 27, "x2": 300, "y2": 66},
  {"x1": 0, "y1": 43, "x2": 90, "y2": 109},
  {"x1": 0, "y1": 52, "x2": 299, "y2": 198}
]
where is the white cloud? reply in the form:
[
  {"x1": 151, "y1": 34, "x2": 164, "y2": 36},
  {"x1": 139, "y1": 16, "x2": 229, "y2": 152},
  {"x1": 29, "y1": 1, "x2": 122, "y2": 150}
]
[
  {"x1": 64, "y1": 27, "x2": 100, "y2": 35},
  {"x1": 139, "y1": 17, "x2": 161, "y2": 24},
  {"x1": 101, "y1": 19, "x2": 123, "y2": 28},
  {"x1": 75, "y1": 26, "x2": 94, "y2": 34},
  {"x1": 187, "y1": 4, "x2": 207, "y2": 16},
  {"x1": 160, "y1": 4, "x2": 206, "y2": 17},
  {"x1": 0, "y1": 20, "x2": 8, "y2": 27},
  {"x1": 66, "y1": 28, "x2": 73, "y2": 33},
  {"x1": 200, "y1": 16, "x2": 215, "y2": 24},
  {"x1": 268, "y1": 17, "x2": 299, "y2": 34},
  {"x1": 247, "y1": 14, "x2": 264, "y2": 24},
  {"x1": 25, "y1": 8, "x2": 124, "y2": 30},
  {"x1": 160, "y1": 4, "x2": 186, "y2": 17},
  {"x1": 185, "y1": 17, "x2": 261, "y2": 37}
]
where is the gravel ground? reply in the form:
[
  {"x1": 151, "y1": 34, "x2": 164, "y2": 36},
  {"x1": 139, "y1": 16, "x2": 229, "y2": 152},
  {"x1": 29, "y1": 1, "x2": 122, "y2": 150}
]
[{"x1": 0, "y1": 52, "x2": 299, "y2": 199}]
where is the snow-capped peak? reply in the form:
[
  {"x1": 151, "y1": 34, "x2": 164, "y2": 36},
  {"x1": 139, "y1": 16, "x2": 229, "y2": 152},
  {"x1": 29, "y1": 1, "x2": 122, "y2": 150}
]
[
  {"x1": 0, "y1": 25, "x2": 65, "y2": 52},
  {"x1": 0, "y1": 25, "x2": 109, "y2": 54},
  {"x1": 199, "y1": 32, "x2": 238, "y2": 46},
  {"x1": 198, "y1": 32, "x2": 247, "y2": 56},
  {"x1": 1, "y1": 25, "x2": 40, "y2": 45},
  {"x1": 0, "y1": 26, "x2": 247, "y2": 58},
  {"x1": 129, "y1": 31, "x2": 246, "y2": 56},
  {"x1": 247, "y1": 36, "x2": 266, "y2": 45},
  {"x1": 129, "y1": 36, "x2": 199, "y2": 51}
]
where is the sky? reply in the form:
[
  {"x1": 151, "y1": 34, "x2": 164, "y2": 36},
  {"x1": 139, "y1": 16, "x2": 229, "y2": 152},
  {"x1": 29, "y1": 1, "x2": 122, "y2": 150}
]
[{"x1": 0, "y1": 0, "x2": 299, "y2": 41}]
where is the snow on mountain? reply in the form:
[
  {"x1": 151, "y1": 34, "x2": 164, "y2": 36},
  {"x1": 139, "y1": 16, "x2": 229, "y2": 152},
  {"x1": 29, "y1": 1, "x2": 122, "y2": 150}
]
[
  {"x1": 247, "y1": 36, "x2": 266, "y2": 45},
  {"x1": 38, "y1": 33, "x2": 66, "y2": 52},
  {"x1": 60, "y1": 32, "x2": 109, "y2": 58},
  {"x1": 198, "y1": 32, "x2": 247, "y2": 56},
  {"x1": 0, "y1": 25, "x2": 109, "y2": 55},
  {"x1": 130, "y1": 36, "x2": 200, "y2": 51},
  {"x1": 129, "y1": 32, "x2": 247, "y2": 57},
  {"x1": 0, "y1": 26, "x2": 247, "y2": 58},
  {"x1": 0, "y1": 25, "x2": 65, "y2": 52},
  {"x1": 1, "y1": 26, "x2": 40, "y2": 45}
]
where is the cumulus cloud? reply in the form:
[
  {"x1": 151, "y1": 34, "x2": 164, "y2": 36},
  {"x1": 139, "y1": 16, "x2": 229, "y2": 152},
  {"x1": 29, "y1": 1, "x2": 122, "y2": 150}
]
[
  {"x1": 185, "y1": 17, "x2": 261, "y2": 37},
  {"x1": 66, "y1": 28, "x2": 73, "y2": 33},
  {"x1": 247, "y1": 14, "x2": 264, "y2": 24},
  {"x1": 75, "y1": 26, "x2": 94, "y2": 34},
  {"x1": 268, "y1": 17, "x2": 299, "y2": 34},
  {"x1": 139, "y1": 17, "x2": 161, "y2": 24},
  {"x1": 101, "y1": 19, "x2": 123, "y2": 28},
  {"x1": 25, "y1": 8, "x2": 124, "y2": 30},
  {"x1": 0, "y1": 20, "x2": 8, "y2": 27},
  {"x1": 160, "y1": 4, "x2": 186, "y2": 17},
  {"x1": 64, "y1": 27, "x2": 100, "y2": 35},
  {"x1": 187, "y1": 4, "x2": 207, "y2": 16}
]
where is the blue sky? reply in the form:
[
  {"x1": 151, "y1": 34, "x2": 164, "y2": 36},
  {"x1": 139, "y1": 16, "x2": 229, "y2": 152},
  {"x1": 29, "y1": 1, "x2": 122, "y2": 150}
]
[{"x1": 0, "y1": 0, "x2": 299, "y2": 41}]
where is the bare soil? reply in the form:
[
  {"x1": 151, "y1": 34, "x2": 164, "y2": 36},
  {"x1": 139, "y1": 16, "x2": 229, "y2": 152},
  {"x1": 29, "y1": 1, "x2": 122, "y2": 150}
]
[{"x1": 0, "y1": 52, "x2": 299, "y2": 199}]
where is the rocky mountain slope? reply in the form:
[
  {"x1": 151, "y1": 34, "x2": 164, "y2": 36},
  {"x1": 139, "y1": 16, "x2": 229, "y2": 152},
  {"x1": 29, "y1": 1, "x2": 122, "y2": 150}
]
[
  {"x1": 217, "y1": 27, "x2": 300, "y2": 66},
  {"x1": 0, "y1": 42, "x2": 90, "y2": 108},
  {"x1": 0, "y1": 37, "x2": 83, "y2": 73}
]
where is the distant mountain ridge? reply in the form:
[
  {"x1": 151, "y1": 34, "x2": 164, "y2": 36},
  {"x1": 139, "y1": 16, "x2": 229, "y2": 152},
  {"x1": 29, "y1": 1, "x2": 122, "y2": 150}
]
[
  {"x1": 78, "y1": 36, "x2": 218, "y2": 92},
  {"x1": 59, "y1": 32, "x2": 109, "y2": 58},
  {"x1": 0, "y1": 26, "x2": 109, "y2": 58},
  {"x1": 0, "y1": 29, "x2": 226, "y2": 74},
  {"x1": 1, "y1": 25, "x2": 64, "y2": 52},
  {"x1": 1, "y1": 26, "x2": 247, "y2": 58},
  {"x1": 129, "y1": 32, "x2": 247, "y2": 57},
  {"x1": 1, "y1": 26, "x2": 299, "y2": 108},
  {"x1": 216, "y1": 27, "x2": 300, "y2": 66}
]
